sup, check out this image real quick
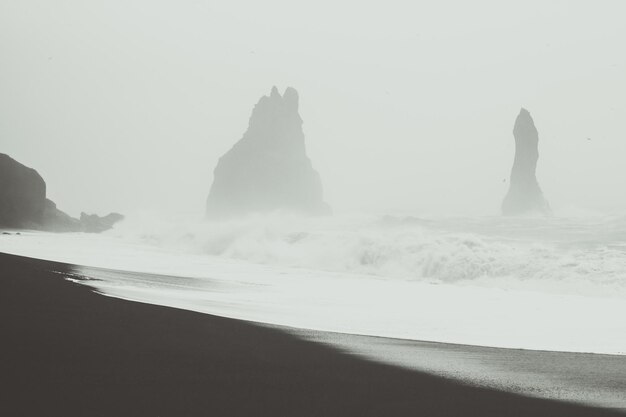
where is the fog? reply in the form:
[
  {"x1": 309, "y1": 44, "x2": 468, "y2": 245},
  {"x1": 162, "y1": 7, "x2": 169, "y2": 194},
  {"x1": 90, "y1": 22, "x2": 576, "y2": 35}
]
[{"x1": 2, "y1": 0, "x2": 625, "y2": 217}]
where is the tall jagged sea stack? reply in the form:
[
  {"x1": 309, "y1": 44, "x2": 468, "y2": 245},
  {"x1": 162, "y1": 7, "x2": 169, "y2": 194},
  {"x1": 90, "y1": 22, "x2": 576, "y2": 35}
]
[{"x1": 206, "y1": 87, "x2": 330, "y2": 218}]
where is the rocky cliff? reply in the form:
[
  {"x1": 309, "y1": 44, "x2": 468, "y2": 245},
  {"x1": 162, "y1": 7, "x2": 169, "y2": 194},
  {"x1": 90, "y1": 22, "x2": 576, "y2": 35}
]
[
  {"x1": 0, "y1": 153, "x2": 123, "y2": 232},
  {"x1": 206, "y1": 87, "x2": 330, "y2": 218},
  {"x1": 502, "y1": 109, "x2": 550, "y2": 215},
  {"x1": 0, "y1": 153, "x2": 46, "y2": 228}
]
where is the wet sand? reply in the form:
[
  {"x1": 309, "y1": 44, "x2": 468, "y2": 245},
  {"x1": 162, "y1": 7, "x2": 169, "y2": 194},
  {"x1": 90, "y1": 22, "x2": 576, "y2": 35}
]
[
  {"x1": 1, "y1": 252, "x2": 624, "y2": 416},
  {"x1": 296, "y1": 329, "x2": 626, "y2": 408}
]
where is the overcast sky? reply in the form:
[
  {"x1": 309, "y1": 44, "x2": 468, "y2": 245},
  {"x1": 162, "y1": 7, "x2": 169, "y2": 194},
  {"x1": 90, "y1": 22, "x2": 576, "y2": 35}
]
[{"x1": 2, "y1": 0, "x2": 625, "y2": 216}]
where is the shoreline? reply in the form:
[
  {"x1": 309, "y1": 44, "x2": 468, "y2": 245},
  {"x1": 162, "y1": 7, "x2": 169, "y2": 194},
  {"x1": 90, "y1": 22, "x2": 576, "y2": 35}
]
[
  {"x1": 77, "y1": 264, "x2": 626, "y2": 406},
  {"x1": 1, "y1": 251, "x2": 625, "y2": 416},
  {"x1": 2, "y1": 228, "x2": 625, "y2": 356}
]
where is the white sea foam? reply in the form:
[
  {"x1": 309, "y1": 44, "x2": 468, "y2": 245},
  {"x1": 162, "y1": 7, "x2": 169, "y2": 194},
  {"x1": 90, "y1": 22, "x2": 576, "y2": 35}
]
[
  {"x1": 109, "y1": 212, "x2": 626, "y2": 296},
  {"x1": 1, "y1": 212, "x2": 625, "y2": 354}
]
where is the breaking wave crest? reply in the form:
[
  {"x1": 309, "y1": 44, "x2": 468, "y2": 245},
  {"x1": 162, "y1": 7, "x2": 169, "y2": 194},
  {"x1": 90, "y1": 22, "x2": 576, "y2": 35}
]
[{"x1": 111, "y1": 212, "x2": 626, "y2": 296}]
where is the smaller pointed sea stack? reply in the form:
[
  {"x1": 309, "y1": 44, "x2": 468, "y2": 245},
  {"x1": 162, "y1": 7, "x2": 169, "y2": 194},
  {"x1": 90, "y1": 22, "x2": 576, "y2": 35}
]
[
  {"x1": 502, "y1": 108, "x2": 550, "y2": 215},
  {"x1": 206, "y1": 87, "x2": 330, "y2": 218}
]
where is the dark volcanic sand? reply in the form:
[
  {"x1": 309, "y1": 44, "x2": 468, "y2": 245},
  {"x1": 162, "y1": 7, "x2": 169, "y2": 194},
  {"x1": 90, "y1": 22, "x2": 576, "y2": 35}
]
[{"x1": 1, "y1": 252, "x2": 623, "y2": 416}]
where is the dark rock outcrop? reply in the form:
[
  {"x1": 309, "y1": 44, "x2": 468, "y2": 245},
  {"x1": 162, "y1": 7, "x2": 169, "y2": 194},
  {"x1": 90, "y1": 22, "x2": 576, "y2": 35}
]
[
  {"x1": 79, "y1": 212, "x2": 124, "y2": 233},
  {"x1": 0, "y1": 153, "x2": 123, "y2": 232},
  {"x1": 206, "y1": 87, "x2": 330, "y2": 218},
  {"x1": 0, "y1": 154, "x2": 46, "y2": 228},
  {"x1": 502, "y1": 109, "x2": 550, "y2": 215},
  {"x1": 42, "y1": 198, "x2": 81, "y2": 232}
]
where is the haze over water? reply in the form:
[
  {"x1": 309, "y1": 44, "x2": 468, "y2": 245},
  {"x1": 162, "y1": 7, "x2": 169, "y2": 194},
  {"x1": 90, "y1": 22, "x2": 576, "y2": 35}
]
[{"x1": 2, "y1": 1, "x2": 626, "y2": 217}]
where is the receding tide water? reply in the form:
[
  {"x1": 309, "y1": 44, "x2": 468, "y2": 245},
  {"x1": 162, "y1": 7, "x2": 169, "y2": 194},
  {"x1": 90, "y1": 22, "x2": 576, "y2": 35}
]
[{"x1": 1, "y1": 212, "x2": 625, "y2": 355}]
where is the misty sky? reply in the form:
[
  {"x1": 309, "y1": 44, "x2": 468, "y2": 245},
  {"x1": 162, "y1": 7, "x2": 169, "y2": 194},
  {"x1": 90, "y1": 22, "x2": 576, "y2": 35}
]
[{"x1": 2, "y1": 0, "x2": 625, "y2": 216}]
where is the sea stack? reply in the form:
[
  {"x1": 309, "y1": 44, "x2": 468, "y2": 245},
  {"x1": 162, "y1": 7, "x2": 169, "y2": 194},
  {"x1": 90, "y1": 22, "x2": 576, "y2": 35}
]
[
  {"x1": 206, "y1": 87, "x2": 330, "y2": 218},
  {"x1": 502, "y1": 108, "x2": 550, "y2": 215},
  {"x1": 0, "y1": 153, "x2": 123, "y2": 232}
]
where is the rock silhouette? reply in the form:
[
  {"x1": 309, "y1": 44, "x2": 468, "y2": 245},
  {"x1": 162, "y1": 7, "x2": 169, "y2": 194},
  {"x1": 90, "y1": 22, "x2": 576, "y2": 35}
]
[
  {"x1": 79, "y1": 212, "x2": 125, "y2": 233},
  {"x1": 0, "y1": 153, "x2": 47, "y2": 228},
  {"x1": 206, "y1": 87, "x2": 330, "y2": 218},
  {"x1": 502, "y1": 109, "x2": 550, "y2": 215},
  {"x1": 0, "y1": 153, "x2": 123, "y2": 232},
  {"x1": 42, "y1": 198, "x2": 81, "y2": 231}
]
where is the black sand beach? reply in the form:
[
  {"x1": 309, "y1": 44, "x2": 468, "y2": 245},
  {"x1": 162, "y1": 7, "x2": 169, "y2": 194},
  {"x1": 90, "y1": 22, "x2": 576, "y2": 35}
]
[{"x1": 1, "y1": 252, "x2": 624, "y2": 417}]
